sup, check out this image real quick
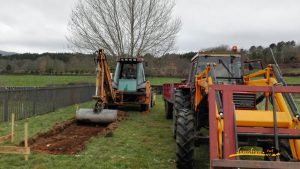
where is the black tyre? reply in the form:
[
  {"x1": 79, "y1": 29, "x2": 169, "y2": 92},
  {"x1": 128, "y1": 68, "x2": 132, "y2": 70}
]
[
  {"x1": 173, "y1": 90, "x2": 191, "y2": 139},
  {"x1": 141, "y1": 104, "x2": 150, "y2": 111},
  {"x1": 174, "y1": 90, "x2": 191, "y2": 110},
  {"x1": 165, "y1": 100, "x2": 173, "y2": 119},
  {"x1": 172, "y1": 107, "x2": 177, "y2": 139},
  {"x1": 176, "y1": 108, "x2": 195, "y2": 169}
]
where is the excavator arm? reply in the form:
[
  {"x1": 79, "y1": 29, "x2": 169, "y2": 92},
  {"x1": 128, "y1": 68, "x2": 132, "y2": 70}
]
[
  {"x1": 76, "y1": 49, "x2": 118, "y2": 123},
  {"x1": 93, "y1": 49, "x2": 116, "y2": 112}
]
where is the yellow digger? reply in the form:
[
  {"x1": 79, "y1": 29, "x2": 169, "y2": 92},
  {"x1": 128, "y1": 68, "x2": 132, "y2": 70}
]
[{"x1": 76, "y1": 49, "x2": 154, "y2": 123}]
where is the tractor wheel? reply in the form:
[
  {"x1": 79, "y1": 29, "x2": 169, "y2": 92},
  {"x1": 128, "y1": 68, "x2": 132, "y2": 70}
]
[
  {"x1": 172, "y1": 107, "x2": 177, "y2": 139},
  {"x1": 174, "y1": 90, "x2": 191, "y2": 110},
  {"x1": 176, "y1": 108, "x2": 195, "y2": 169},
  {"x1": 165, "y1": 101, "x2": 173, "y2": 119},
  {"x1": 141, "y1": 103, "x2": 150, "y2": 112},
  {"x1": 173, "y1": 90, "x2": 191, "y2": 139}
]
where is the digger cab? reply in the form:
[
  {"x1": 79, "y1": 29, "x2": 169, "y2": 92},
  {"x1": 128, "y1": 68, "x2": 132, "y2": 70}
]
[
  {"x1": 111, "y1": 57, "x2": 152, "y2": 110},
  {"x1": 112, "y1": 57, "x2": 146, "y2": 92}
]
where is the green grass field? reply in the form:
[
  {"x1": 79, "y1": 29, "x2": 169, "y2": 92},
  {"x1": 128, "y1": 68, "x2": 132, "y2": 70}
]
[
  {"x1": 284, "y1": 77, "x2": 300, "y2": 84},
  {"x1": 0, "y1": 96, "x2": 209, "y2": 169},
  {"x1": 0, "y1": 97, "x2": 176, "y2": 169},
  {"x1": 0, "y1": 75, "x2": 180, "y2": 86},
  {"x1": 1, "y1": 74, "x2": 298, "y2": 87},
  {"x1": 0, "y1": 75, "x2": 95, "y2": 86},
  {"x1": 0, "y1": 74, "x2": 298, "y2": 86},
  {"x1": 281, "y1": 67, "x2": 300, "y2": 74},
  {"x1": 147, "y1": 77, "x2": 180, "y2": 85}
]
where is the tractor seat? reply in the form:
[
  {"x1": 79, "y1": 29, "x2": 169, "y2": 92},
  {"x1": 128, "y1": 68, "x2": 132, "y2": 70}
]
[{"x1": 235, "y1": 110, "x2": 291, "y2": 128}]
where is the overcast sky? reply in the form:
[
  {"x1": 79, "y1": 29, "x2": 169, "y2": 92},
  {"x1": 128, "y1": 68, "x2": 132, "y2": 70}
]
[{"x1": 0, "y1": 0, "x2": 300, "y2": 53}]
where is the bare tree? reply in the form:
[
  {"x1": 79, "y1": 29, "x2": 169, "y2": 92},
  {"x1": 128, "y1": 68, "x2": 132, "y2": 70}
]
[{"x1": 67, "y1": 0, "x2": 181, "y2": 57}]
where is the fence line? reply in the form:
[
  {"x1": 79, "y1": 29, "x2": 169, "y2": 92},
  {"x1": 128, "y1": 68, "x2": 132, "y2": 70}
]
[
  {"x1": 0, "y1": 85, "x2": 95, "y2": 122},
  {"x1": 3, "y1": 83, "x2": 295, "y2": 122}
]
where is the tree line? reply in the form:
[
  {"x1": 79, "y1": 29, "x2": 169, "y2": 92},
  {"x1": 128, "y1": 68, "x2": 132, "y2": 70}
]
[
  {"x1": 248, "y1": 40, "x2": 300, "y2": 64},
  {"x1": 0, "y1": 52, "x2": 194, "y2": 77},
  {"x1": 0, "y1": 40, "x2": 299, "y2": 77}
]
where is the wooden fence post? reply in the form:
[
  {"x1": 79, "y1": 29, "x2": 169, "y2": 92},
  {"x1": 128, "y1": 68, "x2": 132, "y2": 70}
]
[
  {"x1": 3, "y1": 88, "x2": 9, "y2": 122},
  {"x1": 24, "y1": 119, "x2": 29, "y2": 161},
  {"x1": 11, "y1": 113, "x2": 15, "y2": 143}
]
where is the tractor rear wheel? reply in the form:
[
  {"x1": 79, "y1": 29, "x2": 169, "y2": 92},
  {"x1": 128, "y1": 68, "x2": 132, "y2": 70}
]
[
  {"x1": 176, "y1": 108, "x2": 195, "y2": 169},
  {"x1": 174, "y1": 90, "x2": 191, "y2": 110},
  {"x1": 173, "y1": 90, "x2": 191, "y2": 139},
  {"x1": 165, "y1": 100, "x2": 173, "y2": 119},
  {"x1": 141, "y1": 103, "x2": 150, "y2": 111}
]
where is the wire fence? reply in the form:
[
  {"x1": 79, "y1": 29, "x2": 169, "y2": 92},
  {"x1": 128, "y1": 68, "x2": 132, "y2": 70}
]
[{"x1": 0, "y1": 85, "x2": 95, "y2": 122}]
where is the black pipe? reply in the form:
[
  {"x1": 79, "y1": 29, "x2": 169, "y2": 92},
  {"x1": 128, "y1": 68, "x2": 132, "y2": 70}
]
[
  {"x1": 209, "y1": 63, "x2": 223, "y2": 115},
  {"x1": 272, "y1": 85, "x2": 280, "y2": 161},
  {"x1": 272, "y1": 65, "x2": 300, "y2": 119}
]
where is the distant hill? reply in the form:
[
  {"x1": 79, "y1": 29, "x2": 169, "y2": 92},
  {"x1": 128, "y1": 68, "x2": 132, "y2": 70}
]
[{"x1": 0, "y1": 50, "x2": 17, "y2": 56}]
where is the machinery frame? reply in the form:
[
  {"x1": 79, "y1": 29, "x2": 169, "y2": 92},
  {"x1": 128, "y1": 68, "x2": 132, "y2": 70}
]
[{"x1": 209, "y1": 84, "x2": 300, "y2": 168}]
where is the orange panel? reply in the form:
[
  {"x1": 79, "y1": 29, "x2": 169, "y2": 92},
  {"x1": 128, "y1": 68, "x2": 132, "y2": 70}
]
[{"x1": 235, "y1": 110, "x2": 291, "y2": 128}]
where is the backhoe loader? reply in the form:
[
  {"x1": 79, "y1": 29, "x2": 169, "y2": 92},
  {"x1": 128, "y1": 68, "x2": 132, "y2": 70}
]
[{"x1": 76, "y1": 49, "x2": 154, "y2": 123}]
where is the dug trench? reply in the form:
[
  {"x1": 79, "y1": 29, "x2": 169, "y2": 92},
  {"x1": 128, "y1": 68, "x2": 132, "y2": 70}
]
[{"x1": 22, "y1": 111, "x2": 127, "y2": 155}]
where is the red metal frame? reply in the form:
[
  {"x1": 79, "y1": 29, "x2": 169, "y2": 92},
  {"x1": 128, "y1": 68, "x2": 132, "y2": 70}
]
[
  {"x1": 162, "y1": 84, "x2": 173, "y2": 102},
  {"x1": 162, "y1": 83, "x2": 183, "y2": 103},
  {"x1": 208, "y1": 85, "x2": 300, "y2": 168}
]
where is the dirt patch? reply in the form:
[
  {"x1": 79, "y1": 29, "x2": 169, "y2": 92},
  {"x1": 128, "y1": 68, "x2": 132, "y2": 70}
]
[{"x1": 27, "y1": 111, "x2": 126, "y2": 155}]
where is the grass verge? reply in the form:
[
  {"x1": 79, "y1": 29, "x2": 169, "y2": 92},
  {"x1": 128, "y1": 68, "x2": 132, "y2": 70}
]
[
  {"x1": 0, "y1": 96, "x2": 177, "y2": 169},
  {"x1": 0, "y1": 75, "x2": 95, "y2": 87},
  {"x1": 147, "y1": 77, "x2": 180, "y2": 85},
  {"x1": 284, "y1": 77, "x2": 300, "y2": 84},
  {"x1": 0, "y1": 75, "x2": 180, "y2": 86}
]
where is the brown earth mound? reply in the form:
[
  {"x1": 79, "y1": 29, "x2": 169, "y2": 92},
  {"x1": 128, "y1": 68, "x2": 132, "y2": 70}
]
[{"x1": 28, "y1": 111, "x2": 126, "y2": 154}]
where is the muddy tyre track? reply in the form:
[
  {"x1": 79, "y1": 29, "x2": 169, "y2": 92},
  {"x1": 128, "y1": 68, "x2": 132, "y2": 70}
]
[{"x1": 28, "y1": 111, "x2": 126, "y2": 154}]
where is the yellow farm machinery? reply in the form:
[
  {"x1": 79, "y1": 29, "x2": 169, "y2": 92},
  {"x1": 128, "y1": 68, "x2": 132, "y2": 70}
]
[
  {"x1": 163, "y1": 48, "x2": 300, "y2": 168},
  {"x1": 76, "y1": 49, "x2": 154, "y2": 123}
]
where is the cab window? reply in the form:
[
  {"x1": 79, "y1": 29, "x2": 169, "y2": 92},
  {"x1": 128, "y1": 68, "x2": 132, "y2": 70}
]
[{"x1": 188, "y1": 60, "x2": 198, "y2": 83}]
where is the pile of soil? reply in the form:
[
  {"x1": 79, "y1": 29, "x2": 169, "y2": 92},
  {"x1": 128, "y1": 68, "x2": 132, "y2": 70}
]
[{"x1": 28, "y1": 111, "x2": 126, "y2": 154}]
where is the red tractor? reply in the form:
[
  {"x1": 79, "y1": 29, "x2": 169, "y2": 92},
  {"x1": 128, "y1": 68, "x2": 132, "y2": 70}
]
[{"x1": 163, "y1": 49, "x2": 300, "y2": 169}]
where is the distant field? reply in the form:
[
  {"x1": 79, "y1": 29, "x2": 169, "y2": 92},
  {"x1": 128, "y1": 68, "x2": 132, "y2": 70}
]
[
  {"x1": 0, "y1": 75, "x2": 95, "y2": 86},
  {"x1": 0, "y1": 74, "x2": 296, "y2": 86},
  {"x1": 284, "y1": 77, "x2": 300, "y2": 84},
  {"x1": 147, "y1": 77, "x2": 180, "y2": 85},
  {"x1": 281, "y1": 67, "x2": 300, "y2": 74},
  {"x1": 0, "y1": 75, "x2": 180, "y2": 86}
]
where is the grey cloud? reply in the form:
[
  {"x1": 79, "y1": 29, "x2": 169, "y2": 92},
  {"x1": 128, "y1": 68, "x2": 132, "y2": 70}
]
[
  {"x1": 0, "y1": 0, "x2": 300, "y2": 53},
  {"x1": 174, "y1": 0, "x2": 300, "y2": 52},
  {"x1": 0, "y1": 0, "x2": 76, "y2": 53}
]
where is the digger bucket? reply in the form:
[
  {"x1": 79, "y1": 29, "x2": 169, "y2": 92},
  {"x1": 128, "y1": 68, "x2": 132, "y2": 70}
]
[{"x1": 76, "y1": 108, "x2": 117, "y2": 123}]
